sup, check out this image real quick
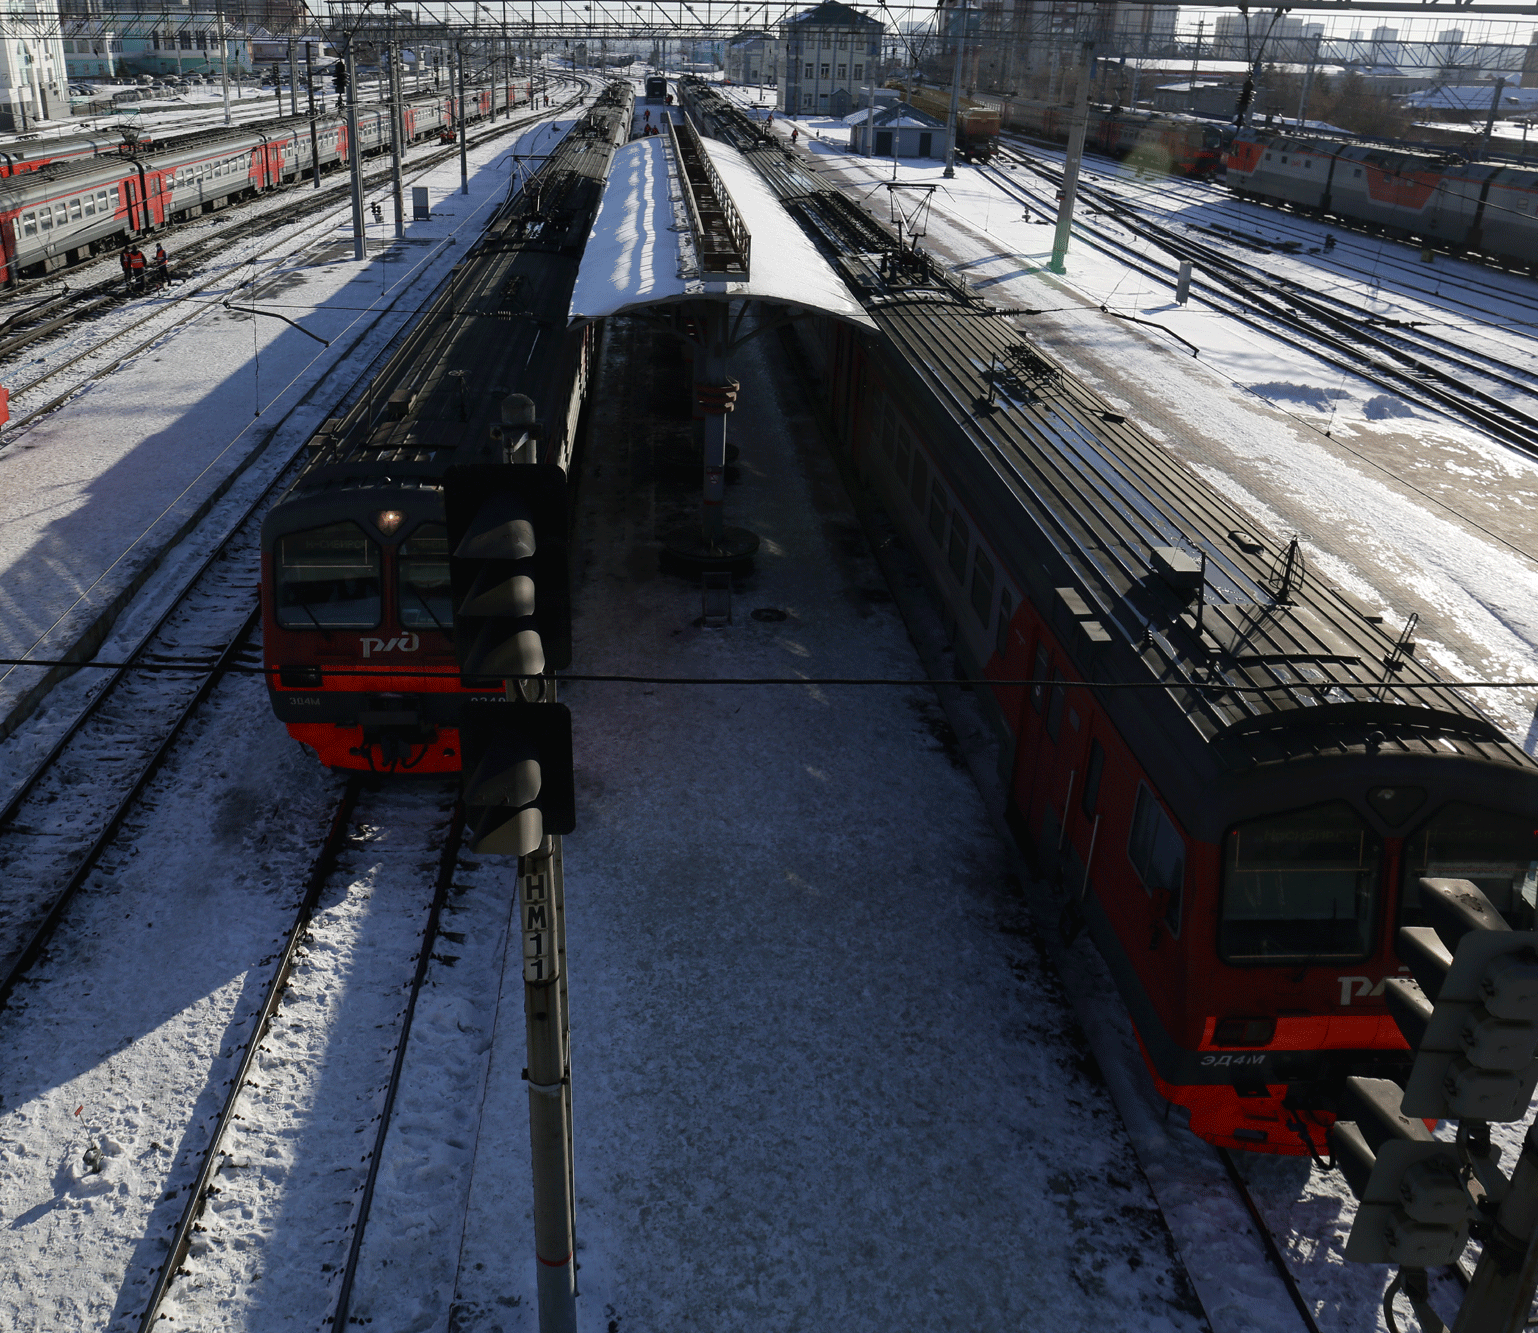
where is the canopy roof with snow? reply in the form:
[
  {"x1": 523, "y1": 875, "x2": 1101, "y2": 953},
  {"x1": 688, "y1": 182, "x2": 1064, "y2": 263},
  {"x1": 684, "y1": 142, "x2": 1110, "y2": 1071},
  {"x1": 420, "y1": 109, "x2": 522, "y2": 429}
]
[{"x1": 569, "y1": 135, "x2": 873, "y2": 328}]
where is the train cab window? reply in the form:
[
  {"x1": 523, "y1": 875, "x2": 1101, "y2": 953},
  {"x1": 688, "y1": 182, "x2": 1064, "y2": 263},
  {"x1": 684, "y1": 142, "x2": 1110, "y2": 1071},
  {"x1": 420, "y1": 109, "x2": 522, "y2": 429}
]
[
  {"x1": 1219, "y1": 801, "x2": 1381, "y2": 964},
  {"x1": 970, "y1": 549, "x2": 994, "y2": 623},
  {"x1": 947, "y1": 514, "x2": 970, "y2": 581},
  {"x1": 927, "y1": 482, "x2": 947, "y2": 544},
  {"x1": 1130, "y1": 785, "x2": 1184, "y2": 933},
  {"x1": 995, "y1": 588, "x2": 1013, "y2": 658},
  {"x1": 1400, "y1": 803, "x2": 1538, "y2": 931},
  {"x1": 275, "y1": 522, "x2": 381, "y2": 629},
  {"x1": 397, "y1": 523, "x2": 453, "y2": 630}
]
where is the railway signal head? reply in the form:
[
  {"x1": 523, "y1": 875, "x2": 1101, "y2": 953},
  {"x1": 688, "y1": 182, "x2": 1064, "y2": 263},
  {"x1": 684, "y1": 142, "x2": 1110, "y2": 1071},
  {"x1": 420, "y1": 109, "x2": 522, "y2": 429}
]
[
  {"x1": 443, "y1": 463, "x2": 570, "y2": 681},
  {"x1": 458, "y1": 699, "x2": 575, "y2": 856},
  {"x1": 1329, "y1": 1076, "x2": 1475, "y2": 1268},
  {"x1": 1393, "y1": 879, "x2": 1538, "y2": 1122},
  {"x1": 333, "y1": 60, "x2": 348, "y2": 95}
]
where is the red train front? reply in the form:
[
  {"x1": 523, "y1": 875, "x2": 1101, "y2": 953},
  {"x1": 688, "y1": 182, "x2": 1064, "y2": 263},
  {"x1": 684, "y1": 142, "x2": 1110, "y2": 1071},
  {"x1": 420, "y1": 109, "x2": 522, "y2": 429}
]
[{"x1": 261, "y1": 484, "x2": 492, "y2": 773}]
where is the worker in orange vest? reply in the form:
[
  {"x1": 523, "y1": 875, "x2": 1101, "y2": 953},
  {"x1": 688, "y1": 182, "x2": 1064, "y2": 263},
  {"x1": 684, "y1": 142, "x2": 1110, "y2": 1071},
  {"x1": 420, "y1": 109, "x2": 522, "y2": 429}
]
[{"x1": 127, "y1": 245, "x2": 147, "y2": 291}]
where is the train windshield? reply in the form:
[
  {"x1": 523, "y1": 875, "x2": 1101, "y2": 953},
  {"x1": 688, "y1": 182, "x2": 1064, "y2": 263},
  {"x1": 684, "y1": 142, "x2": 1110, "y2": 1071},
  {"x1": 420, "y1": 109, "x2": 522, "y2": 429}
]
[
  {"x1": 1220, "y1": 801, "x2": 1381, "y2": 963},
  {"x1": 1400, "y1": 803, "x2": 1538, "y2": 931},
  {"x1": 275, "y1": 522, "x2": 381, "y2": 629},
  {"x1": 398, "y1": 523, "x2": 453, "y2": 630}
]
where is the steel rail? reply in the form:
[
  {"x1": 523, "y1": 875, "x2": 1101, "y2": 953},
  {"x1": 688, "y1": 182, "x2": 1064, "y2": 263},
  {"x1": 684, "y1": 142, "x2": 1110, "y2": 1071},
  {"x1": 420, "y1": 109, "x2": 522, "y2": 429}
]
[
  {"x1": 131, "y1": 775, "x2": 366, "y2": 1333},
  {"x1": 984, "y1": 148, "x2": 1538, "y2": 456},
  {"x1": 0, "y1": 86, "x2": 591, "y2": 426},
  {"x1": 328, "y1": 800, "x2": 466, "y2": 1331},
  {"x1": 1216, "y1": 1147, "x2": 1326, "y2": 1333},
  {"x1": 0, "y1": 91, "x2": 581, "y2": 1005},
  {"x1": 0, "y1": 603, "x2": 262, "y2": 1014}
]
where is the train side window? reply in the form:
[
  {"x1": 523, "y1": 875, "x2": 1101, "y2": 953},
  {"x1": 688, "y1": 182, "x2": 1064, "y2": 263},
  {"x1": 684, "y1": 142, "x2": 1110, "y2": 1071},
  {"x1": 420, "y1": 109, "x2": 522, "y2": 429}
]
[
  {"x1": 276, "y1": 522, "x2": 381, "y2": 629},
  {"x1": 1045, "y1": 672, "x2": 1065, "y2": 741},
  {"x1": 69, "y1": 198, "x2": 81, "y2": 220},
  {"x1": 1219, "y1": 801, "x2": 1380, "y2": 964},
  {"x1": 1030, "y1": 645, "x2": 1049, "y2": 712},
  {"x1": 39, "y1": 208, "x2": 51, "y2": 232},
  {"x1": 995, "y1": 588, "x2": 1013, "y2": 658},
  {"x1": 1082, "y1": 740, "x2": 1104, "y2": 817},
  {"x1": 909, "y1": 452, "x2": 927, "y2": 510},
  {"x1": 83, "y1": 194, "x2": 94, "y2": 216},
  {"x1": 1400, "y1": 802, "x2": 1538, "y2": 931},
  {"x1": 1129, "y1": 785, "x2": 1185, "y2": 934},
  {"x1": 21, "y1": 213, "x2": 35, "y2": 236},
  {"x1": 970, "y1": 548, "x2": 993, "y2": 623},
  {"x1": 97, "y1": 190, "x2": 109, "y2": 212},
  {"x1": 111, "y1": 186, "x2": 120, "y2": 208},
  {"x1": 947, "y1": 513, "x2": 969, "y2": 581},
  {"x1": 398, "y1": 523, "x2": 453, "y2": 630},
  {"x1": 54, "y1": 204, "x2": 67, "y2": 228},
  {"x1": 927, "y1": 482, "x2": 947, "y2": 543}
]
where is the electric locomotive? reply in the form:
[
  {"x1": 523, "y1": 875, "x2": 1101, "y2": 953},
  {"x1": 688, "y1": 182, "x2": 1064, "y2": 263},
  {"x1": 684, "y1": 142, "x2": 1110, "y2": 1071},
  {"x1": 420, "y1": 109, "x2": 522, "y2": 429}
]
[
  {"x1": 679, "y1": 77, "x2": 1538, "y2": 1155},
  {"x1": 1227, "y1": 128, "x2": 1538, "y2": 272},
  {"x1": 997, "y1": 95, "x2": 1226, "y2": 177},
  {"x1": 260, "y1": 83, "x2": 635, "y2": 774}
]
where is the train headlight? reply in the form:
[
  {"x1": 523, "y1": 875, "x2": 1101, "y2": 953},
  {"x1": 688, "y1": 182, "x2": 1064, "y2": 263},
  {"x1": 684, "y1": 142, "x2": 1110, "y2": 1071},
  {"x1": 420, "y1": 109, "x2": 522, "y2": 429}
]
[{"x1": 375, "y1": 509, "x2": 406, "y2": 536}]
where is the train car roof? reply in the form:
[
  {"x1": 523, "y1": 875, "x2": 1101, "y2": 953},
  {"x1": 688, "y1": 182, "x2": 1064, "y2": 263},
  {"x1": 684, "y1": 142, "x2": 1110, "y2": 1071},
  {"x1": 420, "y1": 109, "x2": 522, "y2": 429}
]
[{"x1": 678, "y1": 77, "x2": 1538, "y2": 823}]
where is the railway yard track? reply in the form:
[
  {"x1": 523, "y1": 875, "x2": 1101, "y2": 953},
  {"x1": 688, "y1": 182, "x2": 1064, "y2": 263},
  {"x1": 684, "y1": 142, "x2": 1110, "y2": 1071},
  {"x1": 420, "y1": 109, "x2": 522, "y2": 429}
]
[
  {"x1": 131, "y1": 779, "x2": 464, "y2": 1331},
  {"x1": 0, "y1": 76, "x2": 588, "y2": 414},
  {"x1": 984, "y1": 143, "x2": 1538, "y2": 455},
  {"x1": 0, "y1": 93, "x2": 593, "y2": 995}
]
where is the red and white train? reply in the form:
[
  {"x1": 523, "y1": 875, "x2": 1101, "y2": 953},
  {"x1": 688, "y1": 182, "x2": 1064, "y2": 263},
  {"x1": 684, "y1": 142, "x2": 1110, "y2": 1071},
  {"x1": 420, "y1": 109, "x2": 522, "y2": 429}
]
[
  {"x1": 1227, "y1": 128, "x2": 1538, "y2": 272},
  {"x1": 0, "y1": 80, "x2": 532, "y2": 284}
]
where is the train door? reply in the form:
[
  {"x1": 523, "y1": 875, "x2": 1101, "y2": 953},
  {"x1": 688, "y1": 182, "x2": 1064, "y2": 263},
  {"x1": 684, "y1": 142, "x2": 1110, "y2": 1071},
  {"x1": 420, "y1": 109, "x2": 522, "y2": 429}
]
[
  {"x1": 0, "y1": 215, "x2": 16, "y2": 284},
  {"x1": 124, "y1": 173, "x2": 142, "y2": 231}
]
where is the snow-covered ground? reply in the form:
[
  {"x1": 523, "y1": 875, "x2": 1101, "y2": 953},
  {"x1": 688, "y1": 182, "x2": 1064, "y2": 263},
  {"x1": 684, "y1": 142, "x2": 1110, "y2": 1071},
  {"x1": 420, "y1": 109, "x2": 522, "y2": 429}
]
[{"x1": 0, "y1": 108, "x2": 581, "y2": 742}]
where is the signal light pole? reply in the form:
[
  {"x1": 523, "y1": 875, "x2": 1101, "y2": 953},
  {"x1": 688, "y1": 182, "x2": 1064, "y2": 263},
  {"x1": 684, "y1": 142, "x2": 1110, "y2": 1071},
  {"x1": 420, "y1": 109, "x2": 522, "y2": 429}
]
[
  {"x1": 446, "y1": 454, "x2": 580, "y2": 1333},
  {"x1": 345, "y1": 40, "x2": 365, "y2": 262}
]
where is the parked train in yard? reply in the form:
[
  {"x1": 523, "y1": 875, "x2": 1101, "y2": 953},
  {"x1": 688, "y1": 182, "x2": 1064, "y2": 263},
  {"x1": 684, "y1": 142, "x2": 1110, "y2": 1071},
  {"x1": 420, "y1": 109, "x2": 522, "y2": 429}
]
[
  {"x1": 260, "y1": 82, "x2": 633, "y2": 774},
  {"x1": 0, "y1": 77, "x2": 534, "y2": 284},
  {"x1": 680, "y1": 76, "x2": 1538, "y2": 1156},
  {"x1": 890, "y1": 82, "x2": 1225, "y2": 176},
  {"x1": 1227, "y1": 127, "x2": 1538, "y2": 272}
]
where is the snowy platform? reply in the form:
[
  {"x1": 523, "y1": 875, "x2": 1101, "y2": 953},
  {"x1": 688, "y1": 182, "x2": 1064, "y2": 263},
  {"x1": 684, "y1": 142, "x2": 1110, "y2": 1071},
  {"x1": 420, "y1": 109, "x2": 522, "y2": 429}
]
[{"x1": 569, "y1": 134, "x2": 873, "y2": 327}]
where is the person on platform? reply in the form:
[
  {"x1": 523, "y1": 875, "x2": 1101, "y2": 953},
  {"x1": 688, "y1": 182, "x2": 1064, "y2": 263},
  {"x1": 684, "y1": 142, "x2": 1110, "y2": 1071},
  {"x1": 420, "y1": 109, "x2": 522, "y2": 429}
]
[{"x1": 791, "y1": 127, "x2": 799, "y2": 145}]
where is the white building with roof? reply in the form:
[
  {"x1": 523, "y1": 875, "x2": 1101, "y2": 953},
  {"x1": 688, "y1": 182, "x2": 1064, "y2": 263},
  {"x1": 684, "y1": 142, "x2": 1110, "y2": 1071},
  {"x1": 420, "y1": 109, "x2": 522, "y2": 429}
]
[
  {"x1": 777, "y1": 0, "x2": 883, "y2": 118},
  {"x1": 0, "y1": 3, "x2": 70, "y2": 130}
]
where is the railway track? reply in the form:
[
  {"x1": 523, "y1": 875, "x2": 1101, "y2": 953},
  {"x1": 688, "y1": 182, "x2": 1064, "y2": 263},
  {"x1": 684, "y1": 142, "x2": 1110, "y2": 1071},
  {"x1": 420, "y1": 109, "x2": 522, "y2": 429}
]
[
  {"x1": 129, "y1": 778, "x2": 464, "y2": 1331},
  {"x1": 0, "y1": 78, "x2": 587, "y2": 384},
  {"x1": 984, "y1": 145, "x2": 1538, "y2": 456},
  {"x1": 0, "y1": 127, "x2": 543, "y2": 997}
]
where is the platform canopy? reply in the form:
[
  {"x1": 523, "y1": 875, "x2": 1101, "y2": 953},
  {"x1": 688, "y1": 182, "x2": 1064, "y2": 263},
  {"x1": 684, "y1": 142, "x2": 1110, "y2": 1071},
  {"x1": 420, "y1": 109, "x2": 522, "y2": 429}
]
[{"x1": 569, "y1": 135, "x2": 875, "y2": 329}]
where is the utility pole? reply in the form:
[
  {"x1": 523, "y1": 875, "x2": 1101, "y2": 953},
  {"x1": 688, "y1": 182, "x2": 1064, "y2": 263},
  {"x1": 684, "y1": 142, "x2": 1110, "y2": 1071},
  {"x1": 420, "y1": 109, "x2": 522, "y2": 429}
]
[
  {"x1": 521, "y1": 829, "x2": 577, "y2": 1333},
  {"x1": 1481, "y1": 76, "x2": 1508, "y2": 154},
  {"x1": 346, "y1": 36, "x2": 365, "y2": 261},
  {"x1": 288, "y1": 35, "x2": 298, "y2": 117},
  {"x1": 306, "y1": 42, "x2": 320, "y2": 188},
  {"x1": 389, "y1": 42, "x2": 405, "y2": 238},
  {"x1": 217, "y1": 0, "x2": 231, "y2": 126},
  {"x1": 1050, "y1": 39, "x2": 1094, "y2": 274},
  {"x1": 458, "y1": 43, "x2": 469, "y2": 195},
  {"x1": 942, "y1": 1, "x2": 964, "y2": 179},
  {"x1": 1296, "y1": 35, "x2": 1319, "y2": 126}
]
